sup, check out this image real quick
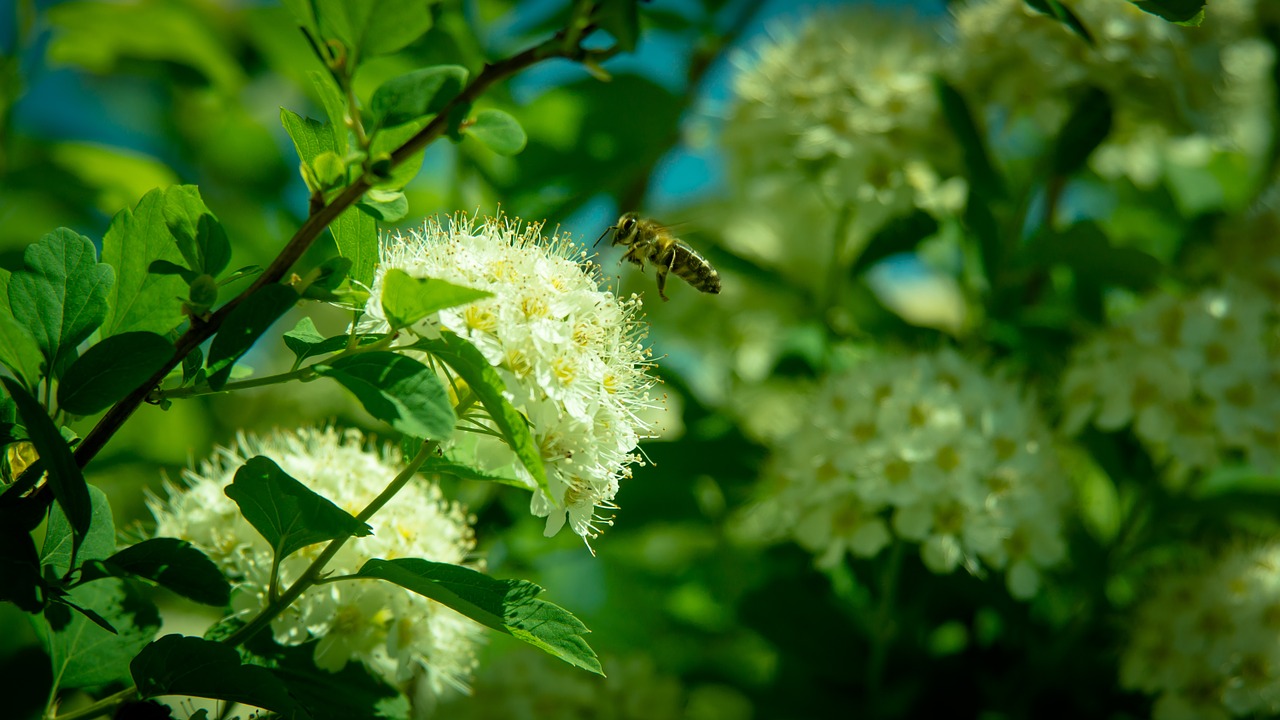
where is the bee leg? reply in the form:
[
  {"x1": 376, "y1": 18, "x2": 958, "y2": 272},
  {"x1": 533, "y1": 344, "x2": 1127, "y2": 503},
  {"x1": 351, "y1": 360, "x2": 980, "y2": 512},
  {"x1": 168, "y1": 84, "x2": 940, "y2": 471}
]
[
  {"x1": 621, "y1": 246, "x2": 645, "y2": 270},
  {"x1": 656, "y1": 266, "x2": 670, "y2": 302}
]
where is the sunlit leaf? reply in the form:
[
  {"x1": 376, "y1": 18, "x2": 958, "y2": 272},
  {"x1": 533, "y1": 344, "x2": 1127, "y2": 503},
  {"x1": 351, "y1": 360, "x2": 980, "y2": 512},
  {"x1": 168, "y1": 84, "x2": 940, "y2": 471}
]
[
  {"x1": 465, "y1": 109, "x2": 527, "y2": 156},
  {"x1": 380, "y1": 269, "x2": 491, "y2": 329},
  {"x1": 100, "y1": 188, "x2": 197, "y2": 337},
  {"x1": 369, "y1": 65, "x2": 468, "y2": 129}
]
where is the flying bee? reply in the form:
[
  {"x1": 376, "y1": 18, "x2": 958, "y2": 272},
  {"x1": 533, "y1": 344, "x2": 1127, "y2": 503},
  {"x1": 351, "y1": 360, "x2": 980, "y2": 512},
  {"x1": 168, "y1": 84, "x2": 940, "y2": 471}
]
[{"x1": 594, "y1": 212, "x2": 721, "y2": 302}]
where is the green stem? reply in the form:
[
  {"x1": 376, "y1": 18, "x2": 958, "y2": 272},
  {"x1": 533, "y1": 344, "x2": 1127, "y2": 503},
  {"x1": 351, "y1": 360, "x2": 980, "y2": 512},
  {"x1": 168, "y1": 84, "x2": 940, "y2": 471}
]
[
  {"x1": 219, "y1": 438, "x2": 439, "y2": 648},
  {"x1": 865, "y1": 540, "x2": 905, "y2": 711},
  {"x1": 47, "y1": 687, "x2": 135, "y2": 720}
]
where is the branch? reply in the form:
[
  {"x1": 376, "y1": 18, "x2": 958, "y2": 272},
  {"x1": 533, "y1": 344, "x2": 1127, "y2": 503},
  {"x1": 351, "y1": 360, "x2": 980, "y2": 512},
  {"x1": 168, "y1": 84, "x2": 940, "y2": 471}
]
[{"x1": 65, "y1": 30, "x2": 601, "y2": 473}]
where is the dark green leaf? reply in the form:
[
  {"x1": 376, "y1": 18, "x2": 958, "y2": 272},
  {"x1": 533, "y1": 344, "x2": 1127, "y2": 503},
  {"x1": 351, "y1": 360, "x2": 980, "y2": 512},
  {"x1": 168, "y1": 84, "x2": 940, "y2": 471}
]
[
  {"x1": 594, "y1": 0, "x2": 640, "y2": 52},
  {"x1": 330, "y1": 204, "x2": 379, "y2": 288},
  {"x1": 315, "y1": 352, "x2": 456, "y2": 439},
  {"x1": 80, "y1": 538, "x2": 231, "y2": 607},
  {"x1": 8, "y1": 228, "x2": 114, "y2": 372},
  {"x1": 465, "y1": 109, "x2": 527, "y2": 155},
  {"x1": 132, "y1": 635, "x2": 309, "y2": 718},
  {"x1": 41, "y1": 485, "x2": 116, "y2": 579},
  {"x1": 934, "y1": 78, "x2": 1004, "y2": 200},
  {"x1": 316, "y1": 0, "x2": 436, "y2": 58},
  {"x1": 147, "y1": 259, "x2": 198, "y2": 282},
  {"x1": 57, "y1": 332, "x2": 174, "y2": 416},
  {"x1": 224, "y1": 456, "x2": 371, "y2": 561},
  {"x1": 37, "y1": 578, "x2": 161, "y2": 691},
  {"x1": 356, "y1": 189, "x2": 409, "y2": 222},
  {"x1": 369, "y1": 65, "x2": 468, "y2": 129},
  {"x1": 205, "y1": 284, "x2": 300, "y2": 390},
  {"x1": 284, "y1": 317, "x2": 335, "y2": 365},
  {"x1": 1051, "y1": 87, "x2": 1112, "y2": 177},
  {"x1": 1, "y1": 378, "x2": 91, "y2": 542},
  {"x1": 415, "y1": 333, "x2": 548, "y2": 501},
  {"x1": 965, "y1": 197, "x2": 1003, "y2": 288},
  {"x1": 243, "y1": 634, "x2": 409, "y2": 720},
  {"x1": 356, "y1": 558, "x2": 601, "y2": 674},
  {"x1": 181, "y1": 342, "x2": 204, "y2": 386},
  {"x1": 1129, "y1": 0, "x2": 1205, "y2": 25},
  {"x1": 162, "y1": 185, "x2": 231, "y2": 278},
  {"x1": 851, "y1": 210, "x2": 939, "y2": 277},
  {"x1": 0, "y1": 311, "x2": 44, "y2": 391},
  {"x1": 0, "y1": 516, "x2": 45, "y2": 612},
  {"x1": 100, "y1": 188, "x2": 198, "y2": 337},
  {"x1": 1024, "y1": 0, "x2": 1094, "y2": 44},
  {"x1": 1030, "y1": 221, "x2": 1161, "y2": 290},
  {"x1": 380, "y1": 269, "x2": 492, "y2": 329},
  {"x1": 299, "y1": 256, "x2": 354, "y2": 301}
]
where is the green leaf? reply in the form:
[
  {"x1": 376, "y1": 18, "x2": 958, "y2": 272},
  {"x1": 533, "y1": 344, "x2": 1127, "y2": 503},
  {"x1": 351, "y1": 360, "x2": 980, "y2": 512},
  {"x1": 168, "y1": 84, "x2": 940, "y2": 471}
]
[
  {"x1": 225, "y1": 456, "x2": 371, "y2": 561},
  {"x1": 8, "y1": 228, "x2": 114, "y2": 372},
  {"x1": 283, "y1": 317, "x2": 342, "y2": 366},
  {"x1": 934, "y1": 78, "x2": 1004, "y2": 200},
  {"x1": 418, "y1": 333, "x2": 547, "y2": 498},
  {"x1": 965, "y1": 198, "x2": 1003, "y2": 289},
  {"x1": 0, "y1": 266, "x2": 11, "y2": 316},
  {"x1": 1030, "y1": 221, "x2": 1161, "y2": 290},
  {"x1": 0, "y1": 515, "x2": 46, "y2": 613},
  {"x1": 314, "y1": 352, "x2": 456, "y2": 439},
  {"x1": 100, "y1": 188, "x2": 195, "y2": 337},
  {"x1": 162, "y1": 185, "x2": 231, "y2": 278},
  {"x1": 1129, "y1": 0, "x2": 1205, "y2": 25},
  {"x1": 57, "y1": 331, "x2": 174, "y2": 416},
  {"x1": 420, "y1": 455, "x2": 526, "y2": 489},
  {"x1": 850, "y1": 210, "x2": 939, "y2": 277},
  {"x1": 281, "y1": 108, "x2": 338, "y2": 167},
  {"x1": 41, "y1": 485, "x2": 116, "y2": 579},
  {"x1": 594, "y1": 0, "x2": 640, "y2": 52},
  {"x1": 312, "y1": 151, "x2": 347, "y2": 190},
  {"x1": 1051, "y1": 87, "x2": 1112, "y2": 177},
  {"x1": 205, "y1": 284, "x2": 299, "y2": 390},
  {"x1": 80, "y1": 538, "x2": 231, "y2": 607},
  {"x1": 356, "y1": 188, "x2": 409, "y2": 222},
  {"x1": 380, "y1": 270, "x2": 492, "y2": 329},
  {"x1": 298, "y1": 257, "x2": 354, "y2": 302},
  {"x1": 0, "y1": 311, "x2": 45, "y2": 391},
  {"x1": 132, "y1": 635, "x2": 309, "y2": 718},
  {"x1": 1024, "y1": 0, "x2": 1094, "y2": 44},
  {"x1": 330, "y1": 204, "x2": 379, "y2": 288},
  {"x1": 1, "y1": 378, "x2": 91, "y2": 543},
  {"x1": 464, "y1": 108, "x2": 527, "y2": 156},
  {"x1": 369, "y1": 65, "x2": 468, "y2": 129},
  {"x1": 243, "y1": 634, "x2": 409, "y2": 720},
  {"x1": 38, "y1": 578, "x2": 161, "y2": 691},
  {"x1": 316, "y1": 0, "x2": 436, "y2": 58},
  {"x1": 368, "y1": 116, "x2": 430, "y2": 190},
  {"x1": 309, "y1": 70, "x2": 351, "y2": 156},
  {"x1": 356, "y1": 558, "x2": 601, "y2": 674}
]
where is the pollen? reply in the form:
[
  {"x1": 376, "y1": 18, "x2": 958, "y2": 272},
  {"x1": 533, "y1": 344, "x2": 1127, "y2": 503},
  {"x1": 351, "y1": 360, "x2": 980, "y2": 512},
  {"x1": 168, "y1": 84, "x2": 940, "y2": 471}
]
[{"x1": 464, "y1": 305, "x2": 497, "y2": 333}]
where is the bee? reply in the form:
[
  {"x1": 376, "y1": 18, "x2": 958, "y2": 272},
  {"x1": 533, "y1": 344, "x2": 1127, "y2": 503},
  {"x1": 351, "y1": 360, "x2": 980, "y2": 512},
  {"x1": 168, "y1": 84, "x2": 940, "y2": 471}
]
[{"x1": 594, "y1": 212, "x2": 721, "y2": 302}]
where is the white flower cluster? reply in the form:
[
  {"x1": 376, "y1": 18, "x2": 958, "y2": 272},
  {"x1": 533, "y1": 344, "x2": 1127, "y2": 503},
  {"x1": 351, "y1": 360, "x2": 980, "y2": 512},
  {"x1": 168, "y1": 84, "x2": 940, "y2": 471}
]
[
  {"x1": 362, "y1": 213, "x2": 661, "y2": 542},
  {"x1": 1121, "y1": 543, "x2": 1280, "y2": 719},
  {"x1": 722, "y1": 8, "x2": 966, "y2": 280},
  {"x1": 1061, "y1": 281, "x2": 1280, "y2": 485},
  {"x1": 149, "y1": 427, "x2": 481, "y2": 705},
  {"x1": 950, "y1": 0, "x2": 1274, "y2": 186},
  {"x1": 436, "y1": 648, "x2": 684, "y2": 720},
  {"x1": 750, "y1": 349, "x2": 1071, "y2": 599}
]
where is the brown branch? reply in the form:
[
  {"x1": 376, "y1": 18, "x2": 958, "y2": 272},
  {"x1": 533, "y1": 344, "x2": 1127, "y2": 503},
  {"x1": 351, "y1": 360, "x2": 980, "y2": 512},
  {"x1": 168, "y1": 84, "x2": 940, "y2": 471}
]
[{"x1": 66, "y1": 31, "x2": 596, "y2": 472}]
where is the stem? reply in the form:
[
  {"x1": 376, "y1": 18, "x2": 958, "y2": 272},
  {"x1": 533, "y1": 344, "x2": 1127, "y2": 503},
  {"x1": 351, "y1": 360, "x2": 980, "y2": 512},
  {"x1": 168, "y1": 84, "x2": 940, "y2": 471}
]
[
  {"x1": 865, "y1": 540, "x2": 904, "y2": 712},
  {"x1": 158, "y1": 367, "x2": 315, "y2": 401},
  {"x1": 51, "y1": 29, "x2": 610, "y2": 480},
  {"x1": 47, "y1": 687, "x2": 134, "y2": 720},
  {"x1": 219, "y1": 439, "x2": 439, "y2": 648}
]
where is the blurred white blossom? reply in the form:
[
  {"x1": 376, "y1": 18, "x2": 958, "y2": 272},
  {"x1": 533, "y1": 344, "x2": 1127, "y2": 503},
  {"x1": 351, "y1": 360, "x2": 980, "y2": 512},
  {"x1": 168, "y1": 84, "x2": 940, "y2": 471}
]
[
  {"x1": 149, "y1": 427, "x2": 481, "y2": 708},
  {"x1": 950, "y1": 0, "x2": 1274, "y2": 187},
  {"x1": 722, "y1": 8, "x2": 965, "y2": 283},
  {"x1": 1121, "y1": 542, "x2": 1280, "y2": 719},
  {"x1": 363, "y1": 213, "x2": 662, "y2": 543},
  {"x1": 745, "y1": 349, "x2": 1071, "y2": 599},
  {"x1": 1061, "y1": 281, "x2": 1280, "y2": 485},
  {"x1": 436, "y1": 647, "x2": 684, "y2": 720}
]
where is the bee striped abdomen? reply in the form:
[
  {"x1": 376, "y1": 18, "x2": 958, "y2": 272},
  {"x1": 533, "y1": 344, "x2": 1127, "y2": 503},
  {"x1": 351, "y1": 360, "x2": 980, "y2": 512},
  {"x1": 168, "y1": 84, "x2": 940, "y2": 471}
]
[{"x1": 661, "y1": 243, "x2": 721, "y2": 295}]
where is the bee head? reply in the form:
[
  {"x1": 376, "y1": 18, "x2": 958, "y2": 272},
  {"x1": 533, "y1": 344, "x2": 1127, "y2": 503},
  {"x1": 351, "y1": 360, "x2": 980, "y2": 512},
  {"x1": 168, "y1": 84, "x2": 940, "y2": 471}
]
[{"x1": 594, "y1": 212, "x2": 640, "y2": 248}]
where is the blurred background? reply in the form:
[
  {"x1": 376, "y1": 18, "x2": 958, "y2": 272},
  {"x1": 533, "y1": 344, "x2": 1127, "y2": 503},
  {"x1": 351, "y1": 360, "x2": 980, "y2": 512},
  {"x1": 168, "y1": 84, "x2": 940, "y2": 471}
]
[{"x1": 4, "y1": 0, "x2": 1280, "y2": 718}]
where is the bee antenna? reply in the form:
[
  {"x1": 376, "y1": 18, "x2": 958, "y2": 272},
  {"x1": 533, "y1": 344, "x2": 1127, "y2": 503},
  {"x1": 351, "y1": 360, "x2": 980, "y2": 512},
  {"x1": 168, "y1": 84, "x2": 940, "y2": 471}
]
[{"x1": 593, "y1": 226, "x2": 614, "y2": 248}]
